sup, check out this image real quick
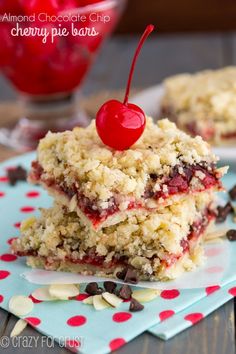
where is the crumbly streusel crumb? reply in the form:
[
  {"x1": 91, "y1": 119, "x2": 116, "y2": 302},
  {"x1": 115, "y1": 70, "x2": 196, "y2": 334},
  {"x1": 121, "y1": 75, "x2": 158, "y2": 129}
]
[
  {"x1": 13, "y1": 190, "x2": 214, "y2": 275},
  {"x1": 161, "y1": 67, "x2": 236, "y2": 142},
  {"x1": 35, "y1": 117, "x2": 217, "y2": 202}
]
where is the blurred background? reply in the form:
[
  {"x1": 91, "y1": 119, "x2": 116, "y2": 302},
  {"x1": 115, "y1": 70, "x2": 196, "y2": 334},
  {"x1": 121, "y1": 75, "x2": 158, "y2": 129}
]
[
  {"x1": 2, "y1": 0, "x2": 236, "y2": 101},
  {"x1": 0, "y1": 0, "x2": 236, "y2": 151}
]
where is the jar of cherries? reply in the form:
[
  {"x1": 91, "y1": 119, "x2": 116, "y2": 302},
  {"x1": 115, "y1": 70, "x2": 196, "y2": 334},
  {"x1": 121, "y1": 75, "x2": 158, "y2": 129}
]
[{"x1": 0, "y1": 0, "x2": 125, "y2": 150}]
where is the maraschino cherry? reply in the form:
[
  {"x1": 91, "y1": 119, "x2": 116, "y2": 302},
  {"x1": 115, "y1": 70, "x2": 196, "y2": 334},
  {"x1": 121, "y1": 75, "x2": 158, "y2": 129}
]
[{"x1": 96, "y1": 24, "x2": 154, "y2": 150}]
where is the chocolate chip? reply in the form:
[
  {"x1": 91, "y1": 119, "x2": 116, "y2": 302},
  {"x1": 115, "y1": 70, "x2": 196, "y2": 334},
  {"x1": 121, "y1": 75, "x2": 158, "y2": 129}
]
[
  {"x1": 7, "y1": 165, "x2": 27, "y2": 186},
  {"x1": 116, "y1": 268, "x2": 127, "y2": 281},
  {"x1": 129, "y1": 298, "x2": 144, "y2": 312},
  {"x1": 226, "y1": 229, "x2": 236, "y2": 241},
  {"x1": 118, "y1": 284, "x2": 132, "y2": 300},
  {"x1": 143, "y1": 188, "x2": 155, "y2": 199},
  {"x1": 85, "y1": 282, "x2": 103, "y2": 295},
  {"x1": 150, "y1": 173, "x2": 158, "y2": 181},
  {"x1": 116, "y1": 267, "x2": 139, "y2": 285},
  {"x1": 229, "y1": 185, "x2": 236, "y2": 201},
  {"x1": 216, "y1": 202, "x2": 233, "y2": 223},
  {"x1": 103, "y1": 281, "x2": 117, "y2": 294},
  {"x1": 124, "y1": 268, "x2": 139, "y2": 284}
]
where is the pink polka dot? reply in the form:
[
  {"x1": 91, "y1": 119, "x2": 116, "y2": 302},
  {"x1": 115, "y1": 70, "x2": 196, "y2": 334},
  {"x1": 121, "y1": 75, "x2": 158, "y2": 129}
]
[
  {"x1": 228, "y1": 287, "x2": 236, "y2": 297},
  {"x1": 25, "y1": 317, "x2": 41, "y2": 326},
  {"x1": 7, "y1": 237, "x2": 18, "y2": 245},
  {"x1": 14, "y1": 222, "x2": 21, "y2": 228},
  {"x1": 0, "y1": 295, "x2": 4, "y2": 303},
  {"x1": 112, "y1": 312, "x2": 132, "y2": 323},
  {"x1": 66, "y1": 339, "x2": 81, "y2": 352},
  {"x1": 184, "y1": 313, "x2": 204, "y2": 324},
  {"x1": 206, "y1": 266, "x2": 224, "y2": 274},
  {"x1": 0, "y1": 176, "x2": 8, "y2": 182},
  {"x1": 20, "y1": 206, "x2": 35, "y2": 213},
  {"x1": 205, "y1": 285, "x2": 221, "y2": 295},
  {"x1": 160, "y1": 289, "x2": 180, "y2": 299},
  {"x1": 109, "y1": 338, "x2": 126, "y2": 351},
  {"x1": 0, "y1": 270, "x2": 10, "y2": 280},
  {"x1": 74, "y1": 294, "x2": 90, "y2": 301},
  {"x1": 159, "y1": 310, "x2": 175, "y2": 321},
  {"x1": 205, "y1": 247, "x2": 223, "y2": 257},
  {"x1": 26, "y1": 191, "x2": 40, "y2": 198},
  {"x1": 0, "y1": 254, "x2": 17, "y2": 262},
  {"x1": 0, "y1": 192, "x2": 5, "y2": 198},
  {"x1": 29, "y1": 294, "x2": 42, "y2": 304},
  {"x1": 67, "y1": 315, "x2": 87, "y2": 327}
]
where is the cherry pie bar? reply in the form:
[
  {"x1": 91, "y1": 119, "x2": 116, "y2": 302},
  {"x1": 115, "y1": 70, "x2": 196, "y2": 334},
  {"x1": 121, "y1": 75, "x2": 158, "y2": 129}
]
[
  {"x1": 29, "y1": 118, "x2": 223, "y2": 230},
  {"x1": 161, "y1": 67, "x2": 236, "y2": 144},
  {"x1": 12, "y1": 118, "x2": 227, "y2": 281},
  {"x1": 13, "y1": 191, "x2": 214, "y2": 281}
]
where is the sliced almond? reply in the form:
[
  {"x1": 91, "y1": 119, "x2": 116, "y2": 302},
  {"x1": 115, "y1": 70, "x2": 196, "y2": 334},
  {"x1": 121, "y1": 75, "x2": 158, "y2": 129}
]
[
  {"x1": 10, "y1": 319, "x2": 27, "y2": 337},
  {"x1": 32, "y1": 287, "x2": 57, "y2": 301},
  {"x1": 49, "y1": 284, "x2": 80, "y2": 300},
  {"x1": 9, "y1": 296, "x2": 34, "y2": 316},
  {"x1": 93, "y1": 295, "x2": 111, "y2": 310},
  {"x1": 204, "y1": 229, "x2": 227, "y2": 241},
  {"x1": 102, "y1": 292, "x2": 123, "y2": 308},
  {"x1": 82, "y1": 296, "x2": 94, "y2": 305},
  {"x1": 132, "y1": 289, "x2": 160, "y2": 303},
  {"x1": 205, "y1": 237, "x2": 224, "y2": 244}
]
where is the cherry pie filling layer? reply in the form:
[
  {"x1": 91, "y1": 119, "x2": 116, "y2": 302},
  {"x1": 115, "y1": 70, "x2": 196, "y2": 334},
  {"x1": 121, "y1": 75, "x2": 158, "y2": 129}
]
[
  {"x1": 29, "y1": 160, "x2": 221, "y2": 228},
  {"x1": 13, "y1": 207, "x2": 214, "y2": 277},
  {"x1": 161, "y1": 105, "x2": 236, "y2": 142}
]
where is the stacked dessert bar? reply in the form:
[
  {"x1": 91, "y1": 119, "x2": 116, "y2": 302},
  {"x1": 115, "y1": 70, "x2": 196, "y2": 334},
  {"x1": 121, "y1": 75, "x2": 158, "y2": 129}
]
[
  {"x1": 161, "y1": 66, "x2": 236, "y2": 144},
  {"x1": 12, "y1": 118, "x2": 226, "y2": 281}
]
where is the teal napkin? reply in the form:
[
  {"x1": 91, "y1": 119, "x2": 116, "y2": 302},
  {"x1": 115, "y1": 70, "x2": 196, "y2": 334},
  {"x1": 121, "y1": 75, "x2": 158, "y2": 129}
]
[{"x1": 0, "y1": 152, "x2": 235, "y2": 354}]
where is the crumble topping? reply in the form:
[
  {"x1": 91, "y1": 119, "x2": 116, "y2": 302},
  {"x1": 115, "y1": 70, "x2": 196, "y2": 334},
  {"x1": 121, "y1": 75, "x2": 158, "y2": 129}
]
[
  {"x1": 162, "y1": 67, "x2": 236, "y2": 141},
  {"x1": 34, "y1": 118, "x2": 218, "y2": 204},
  {"x1": 13, "y1": 191, "x2": 214, "y2": 268}
]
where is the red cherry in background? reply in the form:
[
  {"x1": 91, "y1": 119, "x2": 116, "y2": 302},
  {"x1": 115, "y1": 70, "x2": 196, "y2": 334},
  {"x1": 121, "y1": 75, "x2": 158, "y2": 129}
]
[
  {"x1": 23, "y1": 22, "x2": 59, "y2": 58},
  {"x1": 96, "y1": 25, "x2": 154, "y2": 150},
  {"x1": 0, "y1": 0, "x2": 22, "y2": 15},
  {"x1": 20, "y1": 0, "x2": 58, "y2": 15},
  {"x1": 0, "y1": 24, "x2": 14, "y2": 68}
]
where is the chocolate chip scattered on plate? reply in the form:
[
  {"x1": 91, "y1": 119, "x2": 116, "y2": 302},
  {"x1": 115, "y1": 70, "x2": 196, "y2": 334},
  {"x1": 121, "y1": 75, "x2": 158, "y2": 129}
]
[
  {"x1": 85, "y1": 282, "x2": 103, "y2": 295},
  {"x1": 129, "y1": 298, "x2": 144, "y2": 312},
  {"x1": 229, "y1": 185, "x2": 236, "y2": 201},
  {"x1": 103, "y1": 281, "x2": 117, "y2": 294},
  {"x1": 116, "y1": 267, "x2": 139, "y2": 284},
  {"x1": 226, "y1": 229, "x2": 236, "y2": 241},
  {"x1": 7, "y1": 166, "x2": 27, "y2": 186},
  {"x1": 118, "y1": 284, "x2": 132, "y2": 300},
  {"x1": 216, "y1": 202, "x2": 233, "y2": 223}
]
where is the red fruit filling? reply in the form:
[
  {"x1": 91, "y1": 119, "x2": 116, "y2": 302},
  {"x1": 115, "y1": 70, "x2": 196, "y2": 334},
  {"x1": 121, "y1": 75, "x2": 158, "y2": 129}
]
[
  {"x1": 29, "y1": 160, "x2": 221, "y2": 227},
  {"x1": 13, "y1": 208, "x2": 213, "y2": 272}
]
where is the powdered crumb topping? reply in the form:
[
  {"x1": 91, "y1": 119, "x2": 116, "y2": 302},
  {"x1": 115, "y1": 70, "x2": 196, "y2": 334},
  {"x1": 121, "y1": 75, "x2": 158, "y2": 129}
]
[
  {"x1": 162, "y1": 67, "x2": 236, "y2": 140},
  {"x1": 36, "y1": 118, "x2": 217, "y2": 202}
]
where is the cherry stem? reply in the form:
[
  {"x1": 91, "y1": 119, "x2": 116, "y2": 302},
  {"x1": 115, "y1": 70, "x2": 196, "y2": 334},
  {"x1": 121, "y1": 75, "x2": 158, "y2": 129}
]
[{"x1": 123, "y1": 24, "x2": 154, "y2": 106}]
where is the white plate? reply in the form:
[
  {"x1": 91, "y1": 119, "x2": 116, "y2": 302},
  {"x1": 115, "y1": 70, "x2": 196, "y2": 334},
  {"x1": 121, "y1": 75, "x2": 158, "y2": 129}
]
[{"x1": 131, "y1": 84, "x2": 236, "y2": 162}]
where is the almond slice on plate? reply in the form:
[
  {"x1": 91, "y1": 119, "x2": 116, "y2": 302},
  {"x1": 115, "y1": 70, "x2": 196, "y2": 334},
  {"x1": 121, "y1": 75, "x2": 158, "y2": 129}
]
[
  {"x1": 32, "y1": 287, "x2": 57, "y2": 301},
  {"x1": 204, "y1": 229, "x2": 227, "y2": 241},
  {"x1": 93, "y1": 295, "x2": 111, "y2": 310},
  {"x1": 10, "y1": 319, "x2": 27, "y2": 337},
  {"x1": 9, "y1": 296, "x2": 34, "y2": 316},
  {"x1": 132, "y1": 289, "x2": 160, "y2": 303},
  {"x1": 49, "y1": 284, "x2": 80, "y2": 300},
  {"x1": 205, "y1": 237, "x2": 224, "y2": 244},
  {"x1": 82, "y1": 296, "x2": 94, "y2": 305},
  {"x1": 102, "y1": 292, "x2": 123, "y2": 308}
]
